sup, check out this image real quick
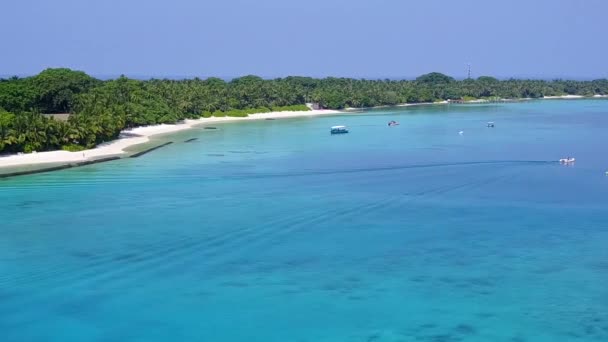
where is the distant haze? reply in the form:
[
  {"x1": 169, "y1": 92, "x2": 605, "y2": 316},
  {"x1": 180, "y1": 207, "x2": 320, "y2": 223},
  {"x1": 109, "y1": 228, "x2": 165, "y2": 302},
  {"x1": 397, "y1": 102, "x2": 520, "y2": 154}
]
[{"x1": 1, "y1": 0, "x2": 607, "y2": 79}]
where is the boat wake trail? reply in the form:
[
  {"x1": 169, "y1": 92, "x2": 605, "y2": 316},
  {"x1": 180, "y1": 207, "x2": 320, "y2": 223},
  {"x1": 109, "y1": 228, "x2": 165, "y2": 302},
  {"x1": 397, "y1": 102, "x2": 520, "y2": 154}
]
[{"x1": 228, "y1": 160, "x2": 557, "y2": 180}]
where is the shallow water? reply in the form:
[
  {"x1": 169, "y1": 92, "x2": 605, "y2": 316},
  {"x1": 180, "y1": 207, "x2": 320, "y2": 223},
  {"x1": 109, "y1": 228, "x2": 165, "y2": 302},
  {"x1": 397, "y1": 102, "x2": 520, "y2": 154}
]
[{"x1": 1, "y1": 100, "x2": 608, "y2": 342}]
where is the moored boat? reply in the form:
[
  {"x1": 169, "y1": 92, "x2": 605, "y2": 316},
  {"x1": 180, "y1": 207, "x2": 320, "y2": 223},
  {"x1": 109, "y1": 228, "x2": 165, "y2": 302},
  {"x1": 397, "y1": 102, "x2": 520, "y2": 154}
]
[
  {"x1": 330, "y1": 125, "x2": 349, "y2": 134},
  {"x1": 559, "y1": 157, "x2": 576, "y2": 164}
]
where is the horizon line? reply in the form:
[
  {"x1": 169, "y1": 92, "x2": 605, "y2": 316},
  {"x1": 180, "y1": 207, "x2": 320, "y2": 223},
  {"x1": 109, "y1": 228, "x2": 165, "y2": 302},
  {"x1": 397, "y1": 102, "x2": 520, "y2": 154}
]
[{"x1": 0, "y1": 72, "x2": 606, "y2": 82}]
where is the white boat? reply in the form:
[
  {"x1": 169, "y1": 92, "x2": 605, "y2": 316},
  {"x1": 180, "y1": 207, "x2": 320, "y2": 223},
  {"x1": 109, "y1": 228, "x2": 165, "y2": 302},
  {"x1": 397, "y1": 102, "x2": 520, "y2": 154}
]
[
  {"x1": 559, "y1": 158, "x2": 576, "y2": 164},
  {"x1": 330, "y1": 125, "x2": 349, "y2": 134}
]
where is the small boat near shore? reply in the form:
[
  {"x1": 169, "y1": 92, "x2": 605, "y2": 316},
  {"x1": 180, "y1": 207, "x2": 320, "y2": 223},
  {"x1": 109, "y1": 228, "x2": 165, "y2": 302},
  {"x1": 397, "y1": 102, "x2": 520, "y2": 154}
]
[
  {"x1": 487, "y1": 121, "x2": 495, "y2": 127},
  {"x1": 559, "y1": 157, "x2": 576, "y2": 164},
  {"x1": 331, "y1": 125, "x2": 349, "y2": 134},
  {"x1": 388, "y1": 120, "x2": 399, "y2": 126}
]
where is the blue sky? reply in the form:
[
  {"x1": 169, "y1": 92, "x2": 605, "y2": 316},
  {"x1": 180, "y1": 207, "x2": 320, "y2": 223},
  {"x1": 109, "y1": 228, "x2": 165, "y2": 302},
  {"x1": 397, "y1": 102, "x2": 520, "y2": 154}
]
[{"x1": 1, "y1": 0, "x2": 606, "y2": 79}]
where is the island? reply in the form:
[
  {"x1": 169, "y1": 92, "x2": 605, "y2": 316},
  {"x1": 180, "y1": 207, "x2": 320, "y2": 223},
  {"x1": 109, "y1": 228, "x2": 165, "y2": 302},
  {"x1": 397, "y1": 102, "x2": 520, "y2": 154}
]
[{"x1": 1, "y1": 69, "x2": 607, "y2": 167}]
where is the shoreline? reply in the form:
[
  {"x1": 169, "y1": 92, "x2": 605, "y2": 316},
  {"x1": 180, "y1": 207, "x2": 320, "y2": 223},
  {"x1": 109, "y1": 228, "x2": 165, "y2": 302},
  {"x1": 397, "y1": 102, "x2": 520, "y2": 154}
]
[
  {"x1": 1, "y1": 96, "x2": 607, "y2": 177},
  {"x1": 542, "y1": 95, "x2": 585, "y2": 99},
  {"x1": 343, "y1": 101, "x2": 449, "y2": 111},
  {"x1": 342, "y1": 96, "x2": 550, "y2": 111},
  {"x1": 0, "y1": 109, "x2": 340, "y2": 174}
]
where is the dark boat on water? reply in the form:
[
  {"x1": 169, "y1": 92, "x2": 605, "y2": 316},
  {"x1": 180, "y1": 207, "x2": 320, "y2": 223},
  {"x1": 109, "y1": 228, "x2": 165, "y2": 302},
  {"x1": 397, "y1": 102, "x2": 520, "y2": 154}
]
[{"x1": 330, "y1": 125, "x2": 349, "y2": 134}]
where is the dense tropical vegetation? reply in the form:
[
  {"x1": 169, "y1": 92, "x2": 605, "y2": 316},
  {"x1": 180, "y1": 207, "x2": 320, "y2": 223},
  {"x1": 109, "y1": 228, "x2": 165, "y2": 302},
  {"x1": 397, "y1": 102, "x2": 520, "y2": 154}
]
[{"x1": 1, "y1": 68, "x2": 607, "y2": 154}]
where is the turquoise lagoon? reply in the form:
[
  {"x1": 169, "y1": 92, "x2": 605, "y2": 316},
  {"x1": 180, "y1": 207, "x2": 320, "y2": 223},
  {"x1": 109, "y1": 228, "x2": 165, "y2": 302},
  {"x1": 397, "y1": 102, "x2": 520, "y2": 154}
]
[{"x1": 1, "y1": 100, "x2": 608, "y2": 341}]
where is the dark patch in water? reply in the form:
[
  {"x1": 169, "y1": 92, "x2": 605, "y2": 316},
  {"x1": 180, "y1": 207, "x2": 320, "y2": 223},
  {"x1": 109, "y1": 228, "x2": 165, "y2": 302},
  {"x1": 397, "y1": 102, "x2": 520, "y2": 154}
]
[
  {"x1": 207, "y1": 154, "x2": 225, "y2": 157},
  {"x1": 204, "y1": 127, "x2": 217, "y2": 129},
  {"x1": 476, "y1": 312, "x2": 495, "y2": 319},
  {"x1": 410, "y1": 276, "x2": 428, "y2": 283},
  {"x1": 366, "y1": 334, "x2": 380, "y2": 342},
  {"x1": 453, "y1": 324, "x2": 477, "y2": 335},
  {"x1": 510, "y1": 335, "x2": 527, "y2": 342},
  {"x1": 438, "y1": 277, "x2": 456, "y2": 284},
  {"x1": 534, "y1": 265, "x2": 568, "y2": 274},
  {"x1": 113, "y1": 253, "x2": 138, "y2": 262},
  {"x1": 0, "y1": 290, "x2": 15, "y2": 302},
  {"x1": 562, "y1": 319, "x2": 608, "y2": 340},
  {"x1": 55, "y1": 293, "x2": 109, "y2": 317},
  {"x1": 585, "y1": 326, "x2": 597, "y2": 335},
  {"x1": 345, "y1": 276, "x2": 361, "y2": 283},
  {"x1": 564, "y1": 331, "x2": 583, "y2": 338},
  {"x1": 184, "y1": 290, "x2": 214, "y2": 298},
  {"x1": 319, "y1": 279, "x2": 361, "y2": 295},
  {"x1": 15, "y1": 200, "x2": 46, "y2": 208},
  {"x1": 184, "y1": 138, "x2": 198, "y2": 143},
  {"x1": 475, "y1": 290, "x2": 493, "y2": 296},
  {"x1": 466, "y1": 277, "x2": 495, "y2": 287},
  {"x1": 589, "y1": 261, "x2": 608, "y2": 270},
  {"x1": 284, "y1": 257, "x2": 317, "y2": 268},
  {"x1": 70, "y1": 251, "x2": 97, "y2": 260},
  {"x1": 320, "y1": 284, "x2": 339, "y2": 292}
]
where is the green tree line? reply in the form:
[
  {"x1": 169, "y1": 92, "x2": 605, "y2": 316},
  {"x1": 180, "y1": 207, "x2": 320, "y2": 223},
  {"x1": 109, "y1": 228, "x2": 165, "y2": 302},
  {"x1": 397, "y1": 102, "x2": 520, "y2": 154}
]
[{"x1": 1, "y1": 68, "x2": 607, "y2": 154}]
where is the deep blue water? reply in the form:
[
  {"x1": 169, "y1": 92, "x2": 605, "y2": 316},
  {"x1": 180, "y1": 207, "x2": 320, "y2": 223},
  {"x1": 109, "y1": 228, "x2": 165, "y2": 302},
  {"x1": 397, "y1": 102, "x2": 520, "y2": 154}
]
[{"x1": 1, "y1": 100, "x2": 608, "y2": 342}]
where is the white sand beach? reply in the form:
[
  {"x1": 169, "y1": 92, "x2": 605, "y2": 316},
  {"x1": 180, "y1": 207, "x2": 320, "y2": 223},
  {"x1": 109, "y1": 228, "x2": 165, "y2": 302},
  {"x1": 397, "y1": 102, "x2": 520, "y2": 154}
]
[
  {"x1": 543, "y1": 95, "x2": 585, "y2": 99},
  {"x1": 0, "y1": 109, "x2": 340, "y2": 170},
  {"x1": 343, "y1": 101, "x2": 449, "y2": 111},
  {"x1": 398, "y1": 100, "x2": 449, "y2": 106}
]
